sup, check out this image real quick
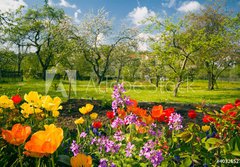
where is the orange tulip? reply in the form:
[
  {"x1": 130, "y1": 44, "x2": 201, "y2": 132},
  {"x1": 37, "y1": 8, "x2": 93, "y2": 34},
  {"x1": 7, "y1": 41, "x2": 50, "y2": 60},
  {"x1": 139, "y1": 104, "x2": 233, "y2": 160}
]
[
  {"x1": 24, "y1": 124, "x2": 63, "y2": 157},
  {"x1": 143, "y1": 115, "x2": 154, "y2": 125},
  {"x1": 117, "y1": 108, "x2": 127, "y2": 119},
  {"x1": 1, "y1": 123, "x2": 31, "y2": 146},
  {"x1": 70, "y1": 153, "x2": 92, "y2": 167},
  {"x1": 151, "y1": 105, "x2": 163, "y2": 119},
  {"x1": 2, "y1": 124, "x2": 30, "y2": 167}
]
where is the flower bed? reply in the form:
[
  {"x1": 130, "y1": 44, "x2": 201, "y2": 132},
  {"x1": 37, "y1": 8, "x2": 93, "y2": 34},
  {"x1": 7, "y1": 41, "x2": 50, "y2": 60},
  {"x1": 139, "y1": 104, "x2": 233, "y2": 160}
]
[{"x1": 0, "y1": 84, "x2": 239, "y2": 167}]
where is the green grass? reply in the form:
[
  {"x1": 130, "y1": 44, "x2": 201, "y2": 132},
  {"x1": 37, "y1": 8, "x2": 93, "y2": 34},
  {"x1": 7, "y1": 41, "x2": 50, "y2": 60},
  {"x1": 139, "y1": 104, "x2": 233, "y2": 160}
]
[{"x1": 0, "y1": 79, "x2": 239, "y2": 105}]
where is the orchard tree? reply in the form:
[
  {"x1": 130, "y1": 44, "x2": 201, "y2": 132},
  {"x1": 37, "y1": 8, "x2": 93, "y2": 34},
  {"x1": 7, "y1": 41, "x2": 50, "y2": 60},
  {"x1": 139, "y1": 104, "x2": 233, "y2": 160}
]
[
  {"x1": 140, "y1": 50, "x2": 166, "y2": 87},
  {"x1": 112, "y1": 42, "x2": 137, "y2": 83},
  {"x1": 187, "y1": 4, "x2": 240, "y2": 90},
  {"x1": 20, "y1": 3, "x2": 67, "y2": 80},
  {"x1": 73, "y1": 9, "x2": 137, "y2": 85},
  {"x1": 1, "y1": 6, "x2": 30, "y2": 74},
  {"x1": 150, "y1": 19, "x2": 203, "y2": 96}
]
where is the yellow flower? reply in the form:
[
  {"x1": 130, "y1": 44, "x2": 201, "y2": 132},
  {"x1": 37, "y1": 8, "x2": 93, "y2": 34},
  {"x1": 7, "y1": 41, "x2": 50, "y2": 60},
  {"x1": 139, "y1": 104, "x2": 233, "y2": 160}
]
[
  {"x1": 79, "y1": 104, "x2": 94, "y2": 115},
  {"x1": 202, "y1": 125, "x2": 210, "y2": 132},
  {"x1": 52, "y1": 110, "x2": 60, "y2": 117},
  {"x1": 0, "y1": 95, "x2": 15, "y2": 109},
  {"x1": 70, "y1": 153, "x2": 92, "y2": 167},
  {"x1": 24, "y1": 91, "x2": 42, "y2": 108},
  {"x1": 41, "y1": 95, "x2": 52, "y2": 111},
  {"x1": 86, "y1": 104, "x2": 94, "y2": 113},
  {"x1": 74, "y1": 117, "x2": 85, "y2": 125},
  {"x1": 21, "y1": 103, "x2": 34, "y2": 118},
  {"x1": 79, "y1": 107, "x2": 88, "y2": 115},
  {"x1": 90, "y1": 113, "x2": 98, "y2": 120},
  {"x1": 41, "y1": 96, "x2": 62, "y2": 112},
  {"x1": 34, "y1": 108, "x2": 43, "y2": 114}
]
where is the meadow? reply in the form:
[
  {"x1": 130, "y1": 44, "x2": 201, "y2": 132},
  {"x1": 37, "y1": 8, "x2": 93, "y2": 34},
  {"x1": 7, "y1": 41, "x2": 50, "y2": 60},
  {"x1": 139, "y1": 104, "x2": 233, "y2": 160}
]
[{"x1": 0, "y1": 79, "x2": 239, "y2": 105}]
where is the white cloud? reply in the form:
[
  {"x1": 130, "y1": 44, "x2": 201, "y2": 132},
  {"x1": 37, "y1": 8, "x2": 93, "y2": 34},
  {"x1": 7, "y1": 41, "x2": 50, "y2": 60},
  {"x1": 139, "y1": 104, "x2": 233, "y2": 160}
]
[
  {"x1": 48, "y1": 0, "x2": 55, "y2": 7},
  {"x1": 128, "y1": 6, "x2": 156, "y2": 26},
  {"x1": 177, "y1": 1, "x2": 204, "y2": 13},
  {"x1": 74, "y1": 9, "x2": 81, "y2": 19},
  {"x1": 168, "y1": 0, "x2": 176, "y2": 8},
  {"x1": 137, "y1": 33, "x2": 154, "y2": 51},
  {"x1": 0, "y1": 0, "x2": 27, "y2": 13},
  {"x1": 59, "y1": 0, "x2": 76, "y2": 9}
]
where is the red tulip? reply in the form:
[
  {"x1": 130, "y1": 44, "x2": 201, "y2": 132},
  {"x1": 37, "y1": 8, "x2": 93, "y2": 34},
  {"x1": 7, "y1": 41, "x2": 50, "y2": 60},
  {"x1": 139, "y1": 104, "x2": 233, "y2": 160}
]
[
  {"x1": 221, "y1": 103, "x2": 234, "y2": 113},
  {"x1": 92, "y1": 121, "x2": 102, "y2": 129},
  {"x1": 202, "y1": 115, "x2": 215, "y2": 123},
  {"x1": 235, "y1": 99, "x2": 240, "y2": 107},
  {"x1": 106, "y1": 111, "x2": 114, "y2": 119},
  {"x1": 188, "y1": 109, "x2": 197, "y2": 119},
  {"x1": 11, "y1": 94, "x2": 22, "y2": 104}
]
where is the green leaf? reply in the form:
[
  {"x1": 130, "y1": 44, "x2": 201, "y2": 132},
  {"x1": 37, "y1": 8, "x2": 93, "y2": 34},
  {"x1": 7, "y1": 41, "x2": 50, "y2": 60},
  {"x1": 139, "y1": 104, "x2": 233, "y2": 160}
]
[
  {"x1": 57, "y1": 155, "x2": 71, "y2": 166},
  {"x1": 206, "y1": 138, "x2": 223, "y2": 145},
  {"x1": 183, "y1": 157, "x2": 192, "y2": 166},
  {"x1": 231, "y1": 151, "x2": 240, "y2": 157}
]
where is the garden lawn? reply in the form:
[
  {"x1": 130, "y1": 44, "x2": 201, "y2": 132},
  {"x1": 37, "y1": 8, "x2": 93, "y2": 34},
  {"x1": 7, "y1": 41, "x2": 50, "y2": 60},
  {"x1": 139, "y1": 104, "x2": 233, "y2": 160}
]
[{"x1": 0, "y1": 79, "x2": 239, "y2": 104}]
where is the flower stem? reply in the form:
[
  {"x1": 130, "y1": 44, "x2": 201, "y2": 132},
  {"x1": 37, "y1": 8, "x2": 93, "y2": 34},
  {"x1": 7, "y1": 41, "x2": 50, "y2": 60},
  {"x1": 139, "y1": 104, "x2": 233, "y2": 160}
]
[
  {"x1": 51, "y1": 154, "x2": 55, "y2": 167},
  {"x1": 18, "y1": 146, "x2": 23, "y2": 167},
  {"x1": 36, "y1": 158, "x2": 41, "y2": 167}
]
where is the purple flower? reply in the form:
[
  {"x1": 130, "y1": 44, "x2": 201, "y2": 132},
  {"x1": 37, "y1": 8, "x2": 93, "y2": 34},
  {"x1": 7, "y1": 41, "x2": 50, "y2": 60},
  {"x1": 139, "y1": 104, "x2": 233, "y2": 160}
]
[
  {"x1": 80, "y1": 132, "x2": 87, "y2": 138},
  {"x1": 148, "y1": 123, "x2": 162, "y2": 137},
  {"x1": 124, "y1": 114, "x2": 138, "y2": 125},
  {"x1": 168, "y1": 113, "x2": 183, "y2": 130},
  {"x1": 94, "y1": 136, "x2": 121, "y2": 154},
  {"x1": 98, "y1": 159, "x2": 108, "y2": 167},
  {"x1": 150, "y1": 150, "x2": 164, "y2": 167},
  {"x1": 125, "y1": 142, "x2": 134, "y2": 157},
  {"x1": 139, "y1": 140, "x2": 156, "y2": 159},
  {"x1": 111, "y1": 83, "x2": 130, "y2": 113},
  {"x1": 70, "y1": 140, "x2": 79, "y2": 156},
  {"x1": 91, "y1": 137, "x2": 97, "y2": 145},
  {"x1": 139, "y1": 140, "x2": 164, "y2": 166},
  {"x1": 113, "y1": 130, "x2": 124, "y2": 141},
  {"x1": 110, "y1": 162, "x2": 116, "y2": 167},
  {"x1": 111, "y1": 117, "x2": 124, "y2": 128}
]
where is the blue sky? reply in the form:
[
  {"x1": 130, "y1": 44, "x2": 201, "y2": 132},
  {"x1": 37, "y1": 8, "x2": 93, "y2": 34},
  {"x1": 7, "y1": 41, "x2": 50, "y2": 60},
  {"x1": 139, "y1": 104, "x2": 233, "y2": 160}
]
[
  {"x1": 1, "y1": 0, "x2": 239, "y2": 27},
  {"x1": 0, "y1": 0, "x2": 239, "y2": 51}
]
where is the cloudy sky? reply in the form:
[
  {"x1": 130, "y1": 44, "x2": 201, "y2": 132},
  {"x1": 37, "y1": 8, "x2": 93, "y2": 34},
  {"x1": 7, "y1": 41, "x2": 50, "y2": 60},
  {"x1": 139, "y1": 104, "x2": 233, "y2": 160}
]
[
  {"x1": 0, "y1": 0, "x2": 239, "y2": 51},
  {"x1": 1, "y1": 0, "x2": 239, "y2": 26}
]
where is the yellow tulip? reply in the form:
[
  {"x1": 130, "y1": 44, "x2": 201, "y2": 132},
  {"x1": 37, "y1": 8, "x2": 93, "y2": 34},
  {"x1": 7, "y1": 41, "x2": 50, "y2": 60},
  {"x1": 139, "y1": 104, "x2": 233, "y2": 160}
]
[
  {"x1": 86, "y1": 104, "x2": 94, "y2": 113},
  {"x1": 79, "y1": 107, "x2": 88, "y2": 115},
  {"x1": 70, "y1": 153, "x2": 92, "y2": 167},
  {"x1": 90, "y1": 113, "x2": 98, "y2": 120},
  {"x1": 202, "y1": 125, "x2": 210, "y2": 132},
  {"x1": 24, "y1": 91, "x2": 42, "y2": 108},
  {"x1": 34, "y1": 108, "x2": 43, "y2": 114},
  {"x1": 74, "y1": 117, "x2": 85, "y2": 125},
  {"x1": 52, "y1": 110, "x2": 60, "y2": 117},
  {"x1": 0, "y1": 95, "x2": 15, "y2": 109},
  {"x1": 21, "y1": 103, "x2": 34, "y2": 118}
]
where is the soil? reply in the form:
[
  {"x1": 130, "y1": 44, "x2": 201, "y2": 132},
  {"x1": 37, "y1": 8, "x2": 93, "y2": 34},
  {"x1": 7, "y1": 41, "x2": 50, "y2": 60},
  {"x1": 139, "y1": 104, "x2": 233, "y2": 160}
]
[{"x1": 57, "y1": 99, "x2": 222, "y2": 130}]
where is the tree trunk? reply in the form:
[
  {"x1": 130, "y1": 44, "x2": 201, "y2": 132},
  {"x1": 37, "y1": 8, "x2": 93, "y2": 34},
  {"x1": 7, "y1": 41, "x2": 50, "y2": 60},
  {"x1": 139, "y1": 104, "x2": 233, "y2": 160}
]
[
  {"x1": 156, "y1": 75, "x2": 160, "y2": 87},
  {"x1": 42, "y1": 67, "x2": 47, "y2": 80},
  {"x1": 97, "y1": 75, "x2": 103, "y2": 85},
  {"x1": 116, "y1": 66, "x2": 122, "y2": 83},
  {"x1": 174, "y1": 77, "x2": 182, "y2": 97},
  {"x1": 17, "y1": 60, "x2": 21, "y2": 74},
  {"x1": 208, "y1": 71, "x2": 215, "y2": 90}
]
